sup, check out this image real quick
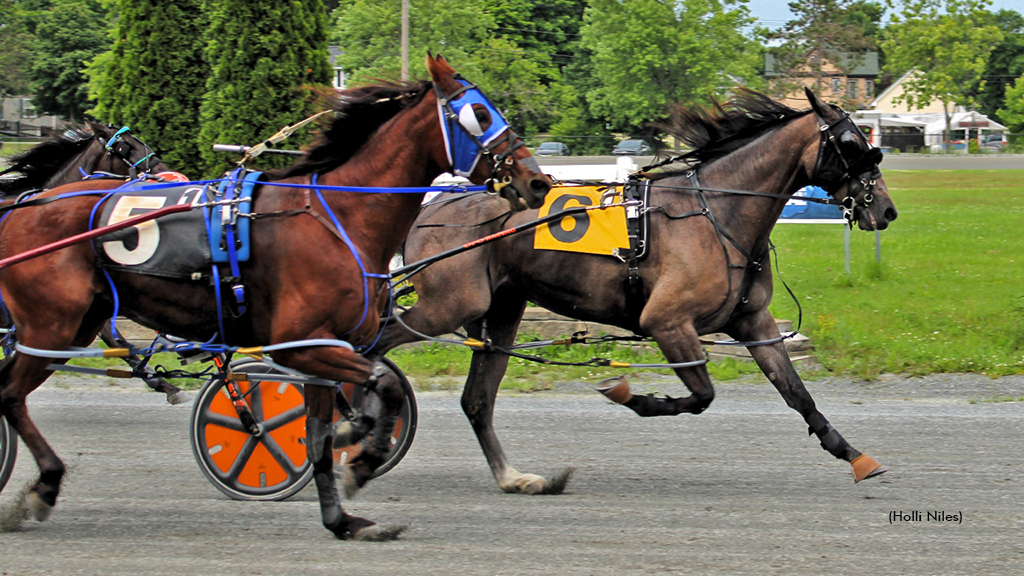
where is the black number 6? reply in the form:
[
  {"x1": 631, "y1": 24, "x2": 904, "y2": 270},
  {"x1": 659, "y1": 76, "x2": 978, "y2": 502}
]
[{"x1": 549, "y1": 194, "x2": 592, "y2": 243}]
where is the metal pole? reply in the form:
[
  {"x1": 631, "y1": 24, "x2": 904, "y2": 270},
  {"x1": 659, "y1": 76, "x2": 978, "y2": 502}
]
[
  {"x1": 400, "y1": 0, "x2": 409, "y2": 81},
  {"x1": 875, "y1": 230, "x2": 881, "y2": 265},
  {"x1": 844, "y1": 225, "x2": 851, "y2": 275}
]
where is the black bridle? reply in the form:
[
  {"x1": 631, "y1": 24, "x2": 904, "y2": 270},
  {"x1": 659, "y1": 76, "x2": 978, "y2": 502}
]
[
  {"x1": 101, "y1": 126, "x2": 161, "y2": 178},
  {"x1": 811, "y1": 105, "x2": 884, "y2": 225}
]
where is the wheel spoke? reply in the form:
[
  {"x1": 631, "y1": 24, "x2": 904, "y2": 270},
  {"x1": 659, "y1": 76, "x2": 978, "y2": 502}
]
[
  {"x1": 261, "y1": 405, "x2": 305, "y2": 433},
  {"x1": 248, "y1": 382, "x2": 264, "y2": 422},
  {"x1": 203, "y1": 411, "x2": 246, "y2": 432},
  {"x1": 259, "y1": 434, "x2": 306, "y2": 480},
  {"x1": 224, "y1": 435, "x2": 258, "y2": 481}
]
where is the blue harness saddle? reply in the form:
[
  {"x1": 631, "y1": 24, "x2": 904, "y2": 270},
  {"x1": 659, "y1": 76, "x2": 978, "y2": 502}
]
[{"x1": 93, "y1": 169, "x2": 260, "y2": 281}]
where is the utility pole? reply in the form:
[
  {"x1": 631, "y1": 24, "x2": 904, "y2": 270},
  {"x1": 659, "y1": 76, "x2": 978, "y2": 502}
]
[{"x1": 401, "y1": 0, "x2": 409, "y2": 81}]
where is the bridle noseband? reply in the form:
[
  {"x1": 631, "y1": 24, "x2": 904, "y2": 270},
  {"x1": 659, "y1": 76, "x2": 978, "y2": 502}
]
[
  {"x1": 811, "y1": 105, "x2": 883, "y2": 225},
  {"x1": 433, "y1": 76, "x2": 531, "y2": 196}
]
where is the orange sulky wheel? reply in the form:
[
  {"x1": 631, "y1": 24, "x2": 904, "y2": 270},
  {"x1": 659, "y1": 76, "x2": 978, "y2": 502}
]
[{"x1": 190, "y1": 357, "x2": 417, "y2": 501}]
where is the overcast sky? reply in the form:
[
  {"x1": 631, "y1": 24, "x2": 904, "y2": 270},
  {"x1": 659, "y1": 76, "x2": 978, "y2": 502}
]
[{"x1": 745, "y1": 0, "x2": 1023, "y2": 29}]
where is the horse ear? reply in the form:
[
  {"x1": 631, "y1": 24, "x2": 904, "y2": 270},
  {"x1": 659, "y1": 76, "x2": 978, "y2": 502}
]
[
  {"x1": 805, "y1": 87, "x2": 829, "y2": 118},
  {"x1": 425, "y1": 52, "x2": 456, "y2": 84}
]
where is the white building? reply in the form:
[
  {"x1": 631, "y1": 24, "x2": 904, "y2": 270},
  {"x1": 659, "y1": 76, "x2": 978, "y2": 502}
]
[
  {"x1": 852, "y1": 70, "x2": 1007, "y2": 152},
  {"x1": 0, "y1": 96, "x2": 61, "y2": 137}
]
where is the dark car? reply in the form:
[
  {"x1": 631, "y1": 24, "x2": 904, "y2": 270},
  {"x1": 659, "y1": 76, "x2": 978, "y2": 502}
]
[
  {"x1": 612, "y1": 139, "x2": 653, "y2": 155},
  {"x1": 535, "y1": 142, "x2": 571, "y2": 156}
]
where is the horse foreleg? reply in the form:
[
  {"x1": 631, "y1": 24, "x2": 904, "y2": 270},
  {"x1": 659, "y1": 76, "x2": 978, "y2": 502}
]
[
  {"x1": 98, "y1": 325, "x2": 189, "y2": 405},
  {"x1": 462, "y1": 312, "x2": 574, "y2": 495},
  {"x1": 304, "y1": 384, "x2": 403, "y2": 540},
  {"x1": 729, "y1": 309, "x2": 885, "y2": 482},
  {"x1": 276, "y1": 344, "x2": 404, "y2": 540}
]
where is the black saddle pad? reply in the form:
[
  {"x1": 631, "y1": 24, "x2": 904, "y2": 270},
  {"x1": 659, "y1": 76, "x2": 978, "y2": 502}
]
[{"x1": 93, "y1": 183, "x2": 212, "y2": 279}]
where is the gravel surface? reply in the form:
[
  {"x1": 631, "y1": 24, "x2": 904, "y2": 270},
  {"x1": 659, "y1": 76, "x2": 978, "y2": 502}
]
[{"x1": 1, "y1": 371, "x2": 1022, "y2": 575}]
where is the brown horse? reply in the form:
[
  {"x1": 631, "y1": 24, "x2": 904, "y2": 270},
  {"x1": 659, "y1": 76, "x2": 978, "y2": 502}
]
[
  {"x1": 0, "y1": 124, "x2": 191, "y2": 404},
  {"x1": 367, "y1": 88, "x2": 897, "y2": 494},
  {"x1": 0, "y1": 54, "x2": 551, "y2": 540}
]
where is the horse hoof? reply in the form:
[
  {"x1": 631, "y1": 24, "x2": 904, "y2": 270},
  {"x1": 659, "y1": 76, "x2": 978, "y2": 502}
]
[
  {"x1": 27, "y1": 492, "x2": 53, "y2": 522},
  {"x1": 595, "y1": 376, "x2": 633, "y2": 404},
  {"x1": 851, "y1": 454, "x2": 886, "y2": 482},
  {"x1": 500, "y1": 469, "x2": 546, "y2": 494},
  {"x1": 166, "y1": 391, "x2": 191, "y2": 405}
]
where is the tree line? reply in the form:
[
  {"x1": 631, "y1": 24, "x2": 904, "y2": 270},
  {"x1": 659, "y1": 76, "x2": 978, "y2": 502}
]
[{"x1": 1, "y1": 0, "x2": 1022, "y2": 176}]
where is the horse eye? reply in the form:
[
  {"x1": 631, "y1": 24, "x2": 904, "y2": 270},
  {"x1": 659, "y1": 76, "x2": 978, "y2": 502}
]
[{"x1": 839, "y1": 131, "x2": 858, "y2": 145}]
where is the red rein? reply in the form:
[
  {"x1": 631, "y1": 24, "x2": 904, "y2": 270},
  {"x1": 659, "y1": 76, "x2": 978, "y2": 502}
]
[{"x1": 0, "y1": 203, "x2": 194, "y2": 270}]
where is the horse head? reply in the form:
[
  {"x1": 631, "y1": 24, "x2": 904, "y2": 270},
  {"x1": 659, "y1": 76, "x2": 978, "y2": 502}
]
[
  {"x1": 426, "y1": 54, "x2": 551, "y2": 211},
  {"x1": 87, "y1": 123, "x2": 170, "y2": 178},
  {"x1": 803, "y1": 88, "x2": 898, "y2": 231}
]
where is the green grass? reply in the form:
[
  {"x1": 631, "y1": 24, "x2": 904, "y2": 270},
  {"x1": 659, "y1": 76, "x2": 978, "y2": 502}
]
[
  {"x1": 60, "y1": 352, "x2": 213, "y2": 390},
  {"x1": 0, "y1": 141, "x2": 33, "y2": 160},
  {"x1": 387, "y1": 336, "x2": 767, "y2": 392},
  {"x1": 768, "y1": 170, "x2": 1024, "y2": 379}
]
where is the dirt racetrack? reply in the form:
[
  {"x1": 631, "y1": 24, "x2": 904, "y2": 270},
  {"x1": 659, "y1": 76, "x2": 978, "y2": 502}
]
[{"x1": 0, "y1": 372, "x2": 1022, "y2": 575}]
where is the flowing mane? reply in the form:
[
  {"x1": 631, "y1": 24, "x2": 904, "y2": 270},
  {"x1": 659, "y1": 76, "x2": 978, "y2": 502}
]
[
  {"x1": 653, "y1": 89, "x2": 810, "y2": 176},
  {"x1": 271, "y1": 80, "x2": 433, "y2": 179},
  {"x1": 0, "y1": 126, "x2": 97, "y2": 194}
]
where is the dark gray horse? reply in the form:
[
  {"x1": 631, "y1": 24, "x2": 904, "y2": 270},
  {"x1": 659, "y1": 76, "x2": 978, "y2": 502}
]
[{"x1": 366, "y1": 88, "x2": 897, "y2": 494}]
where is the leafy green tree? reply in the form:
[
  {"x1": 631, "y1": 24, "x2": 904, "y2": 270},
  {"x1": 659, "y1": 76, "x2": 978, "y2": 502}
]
[
  {"x1": 975, "y1": 9, "x2": 1024, "y2": 124},
  {"x1": 199, "y1": 0, "x2": 332, "y2": 176},
  {"x1": 0, "y1": 1, "x2": 34, "y2": 96},
  {"x1": 580, "y1": 0, "x2": 760, "y2": 137},
  {"x1": 90, "y1": 0, "x2": 207, "y2": 174},
  {"x1": 762, "y1": 0, "x2": 880, "y2": 108},
  {"x1": 331, "y1": 0, "x2": 492, "y2": 82},
  {"x1": 29, "y1": 0, "x2": 109, "y2": 121},
  {"x1": 997, "y1": 74, "x2": 1024, "y2": 134},
  {"x1": 881, "y1": 0, "x2": 1003, "y2": 150},
  {"x1": 329, "y1": 0, "x2": 561, "y2": 135},
  {"x1": 487, "y1": 0, "x2": 584, "y2": 69}
]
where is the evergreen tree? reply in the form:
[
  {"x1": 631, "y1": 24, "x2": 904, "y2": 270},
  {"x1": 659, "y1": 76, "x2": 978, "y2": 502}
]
[
  {"x1": 29, "y1": 0, "x2": 109, "y2": 121},
  {"x1": 90, "y1": 0, "x2": 208, "y2": 175},
  {"x1": 199, "y1": 0, "x2": 332, "y2": 176}
]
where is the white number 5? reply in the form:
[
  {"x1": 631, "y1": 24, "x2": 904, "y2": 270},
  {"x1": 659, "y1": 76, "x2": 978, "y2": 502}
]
[{"x1": 102, "y1": 195, "x2": 166, "y2": 265}]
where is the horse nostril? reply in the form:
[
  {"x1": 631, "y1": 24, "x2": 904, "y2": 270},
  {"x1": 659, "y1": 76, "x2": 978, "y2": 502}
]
[
  {"x1": 530, "y1": 178, "x2": 551, "y2": 197},
  {"x1": 885, "y1": 207, "x2": 898, "y2": 222}
]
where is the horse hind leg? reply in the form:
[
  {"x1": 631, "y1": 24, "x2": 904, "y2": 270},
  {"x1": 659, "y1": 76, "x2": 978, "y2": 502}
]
[
  {"x1": 599, "y1": 318, "x2": 716, "y2": 417},
  {"x1": 0, "y1": 351, "x2": 70, "y2": 523},
  {"x1": 460, "y1": 307, "x2": 574, "y2": 495},
  {"x1": 729, "y1": 309, "x2": 885, "y2": 482}
]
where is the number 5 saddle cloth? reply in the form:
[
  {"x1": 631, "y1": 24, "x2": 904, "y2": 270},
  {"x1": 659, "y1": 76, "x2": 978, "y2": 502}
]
[{"x1": 92, "y1": 170, "x2": 259, "y2": 280}]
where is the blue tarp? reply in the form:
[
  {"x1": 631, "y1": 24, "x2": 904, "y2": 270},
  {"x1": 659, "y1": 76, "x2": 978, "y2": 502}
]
[{"x1": 780, "y1": 186, "x2": 844, "y2": 221}]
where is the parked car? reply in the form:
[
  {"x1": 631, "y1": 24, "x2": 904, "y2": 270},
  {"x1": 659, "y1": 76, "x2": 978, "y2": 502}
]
[
  {"x1": 980, "y1": 134, "x2": 1006, "y2": 151},
  {"x1": 535, "y1": 142, "x2": 571, "y2": 156},
  {"x1": 612, "y1": 139, "x2": 653, "y2": 155}
]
